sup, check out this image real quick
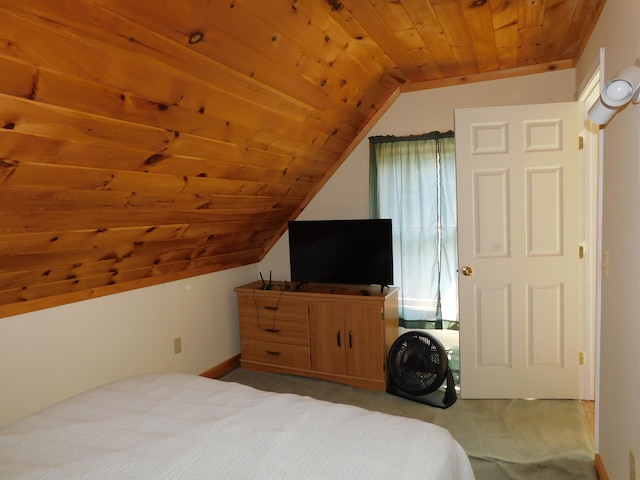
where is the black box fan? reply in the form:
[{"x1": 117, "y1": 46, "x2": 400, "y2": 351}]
[{"x1": 386, "y1": 331, "x2": 457, "y2": 409}]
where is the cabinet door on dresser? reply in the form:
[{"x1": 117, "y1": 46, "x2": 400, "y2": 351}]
[
  {"x1": 344, "y1": 303, "x2": 385, "y2": 381},
  {"x1": 309, "y1": 301, "x2": 385, "y2": 382},
  {"x1": 309, "y1": 302, "x2": 346, "y2": 375}
]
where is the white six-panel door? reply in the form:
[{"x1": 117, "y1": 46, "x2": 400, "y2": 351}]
[{"x1": 455, "y1": 103, "x2": 580, "y2": 399}]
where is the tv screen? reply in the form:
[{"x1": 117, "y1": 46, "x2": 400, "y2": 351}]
[{"x1": 288, "y1": 219, "x2": 393, "y2": 286}]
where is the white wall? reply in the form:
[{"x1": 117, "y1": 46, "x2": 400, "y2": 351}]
[
  {"x1": 576, "y1": 0, "x2": 640, "y2": 477},
  {"x1": 0, "y1": 265, "x2": 257, "y2": 426},
  {"x1": 261, "y1": 69, "x2": 577, "y2": 277}
]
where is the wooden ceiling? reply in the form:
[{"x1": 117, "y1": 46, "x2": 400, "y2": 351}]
[{"x1": 0, "y1": 0, "x2": 605, "y2": 317}]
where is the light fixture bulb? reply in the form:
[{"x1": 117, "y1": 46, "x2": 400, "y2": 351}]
[{"x1": 602, "y1": 79, "x2": 633, "y2": 106}]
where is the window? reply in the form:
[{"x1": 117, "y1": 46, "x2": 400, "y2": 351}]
[{"x1": 370, "y1": 132, "x2": 457, "y2": 329}]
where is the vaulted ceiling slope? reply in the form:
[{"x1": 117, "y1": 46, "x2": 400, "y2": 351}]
[{"x1": 0, "y1": 0, "x2": 605, "y2": 317}]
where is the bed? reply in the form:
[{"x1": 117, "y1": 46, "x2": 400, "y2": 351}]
[{"x1": 0, "y1": 372, "x2": 475, "y2": 479}]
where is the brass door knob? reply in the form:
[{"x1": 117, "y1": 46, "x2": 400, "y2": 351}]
[{"x1": 461, "y1": 266, "x2": 473, "y2": 276}]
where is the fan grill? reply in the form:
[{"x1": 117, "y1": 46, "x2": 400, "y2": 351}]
[{"x1": 388, "y1": 333, "x2": 448, "y2": 395}]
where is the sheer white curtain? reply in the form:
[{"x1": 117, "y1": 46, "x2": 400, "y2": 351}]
[{"x1": 370, "y1": 132, "x2": 458, "y2": 328}]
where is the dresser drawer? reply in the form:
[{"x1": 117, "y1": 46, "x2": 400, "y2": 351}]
[
  {"x1": 237, "y1": 292, "x2": 308, "y2": 322},
  {"x1": 241, "y1": 339, "x2": 311, "y2": 369},
  {"x1": 239, "y1": 315, "x2": 309, "y2": 346}
]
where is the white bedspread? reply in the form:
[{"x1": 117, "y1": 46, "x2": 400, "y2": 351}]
[{"x1": 0, "y1": 373, "x2": 474, "y2": 479}]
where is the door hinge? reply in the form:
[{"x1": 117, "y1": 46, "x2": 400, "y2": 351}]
[
  {"x1": 579, "y1": 352, "x2": 585, "y2": 365},
  {"x1": 578, "y1": 136, "x2": 584, "y2": 150},
  {"x1": 578, "y1": 245, "x2": 584, "y2": 259}
]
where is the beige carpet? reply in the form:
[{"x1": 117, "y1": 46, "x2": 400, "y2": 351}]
[{"x1": 221, "y1": 369, "x2": 596, "y2": 480}]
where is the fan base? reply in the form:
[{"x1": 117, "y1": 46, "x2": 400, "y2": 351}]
[{"x1": 387, "y1": 368, "x2": 458, "y2": 409}]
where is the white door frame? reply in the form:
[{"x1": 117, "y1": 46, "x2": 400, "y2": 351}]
[
  {"x1": 576, "y1": 48, "x2": 605, "y2": 454},
  {"x1": 577, "y1": 66, "x2": 602, "y2": 402}
]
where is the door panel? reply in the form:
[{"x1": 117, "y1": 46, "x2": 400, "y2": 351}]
[{"x1": 456, "y1": 103, "x2": 580, "y2": 399}]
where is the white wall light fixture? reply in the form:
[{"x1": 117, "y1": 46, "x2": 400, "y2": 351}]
[{"x1": 587, "y1": 63, "x2": 640, "y2": 125}]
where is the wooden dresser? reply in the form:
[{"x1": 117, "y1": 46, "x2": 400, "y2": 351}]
[{"x1": 235, "y1": 281, "x2": 399, "y2": 391}]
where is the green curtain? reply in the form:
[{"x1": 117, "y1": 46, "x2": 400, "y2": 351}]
[{"x1": 369, "y1": 131, "x2": 458, "y2": 329}]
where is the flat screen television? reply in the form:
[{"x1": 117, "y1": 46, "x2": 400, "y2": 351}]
[{"x1": 288, "y1": 219, "x2": 393, "y2": 287}]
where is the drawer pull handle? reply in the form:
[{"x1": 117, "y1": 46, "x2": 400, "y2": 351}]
[
  {"x1": 266, "y1": 350, "x2": 281, "y2": 356},
  {"x1": 264, "y1": 328, "x2": 280, "y2": 333},
  {"x1": 349, "y1": 331, "x2": 353, "y2": 348},
  {"x1": 264, "y1": 306, "x2": 279, "y2": 311},
  {"x1": 337, "y1": 330, "x2": 341, "y2": 347}
]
